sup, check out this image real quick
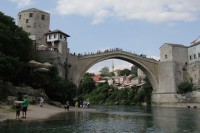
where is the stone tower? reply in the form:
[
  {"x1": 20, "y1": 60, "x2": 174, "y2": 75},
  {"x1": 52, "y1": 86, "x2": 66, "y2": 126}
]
[
  {"x1": 17, "y1": 8, "x2": 50, "y2": 48},
  {"x1": 156, "y1": 43, "x2": 188, "y2": 103}
]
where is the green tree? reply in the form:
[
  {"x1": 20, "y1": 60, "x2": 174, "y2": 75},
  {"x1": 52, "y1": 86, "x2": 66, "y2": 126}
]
[
  {"x1": 0, "y1": 54, "x2": 22, "y2": 81},
  {"x1": 133, "y1": 77, "x2": 153, "y2": 105},
  {"x1": 0, "y1": 86, "x2": 11, "y2": 101},
  {"x1": 84, "y1": 83, "x2": 110, "y2": 104},
  {"x1": 44, "y1": 76, "x2": 77, "y2": 104},
  {"x1": 119, "y1": 68, "x2": 131, "y2": 76},
  {"x1": 177, "y1": 81, "x2": 193, "y2": 94},
  {"x1": 0, "y1": 12, "x2": 33, "y2": 62},
  {"x1": 78, "y1": 73, "x2": 95, "y2": 95},
  {"x1": 83, "y1": 72, "x2": 95, "y2": 78},
  {"x1": 99, "y1": 66, "x2": 110, "y2": 76}
]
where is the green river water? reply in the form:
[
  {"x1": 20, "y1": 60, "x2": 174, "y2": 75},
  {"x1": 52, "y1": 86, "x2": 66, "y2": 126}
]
[{"x1": 0, "y1": 105, "x2": 200, "y2": 133}]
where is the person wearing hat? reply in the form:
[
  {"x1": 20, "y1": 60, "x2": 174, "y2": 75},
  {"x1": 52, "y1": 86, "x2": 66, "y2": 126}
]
[{"x1": 22, "y1": 95, "x2": 29, "y2": 118}]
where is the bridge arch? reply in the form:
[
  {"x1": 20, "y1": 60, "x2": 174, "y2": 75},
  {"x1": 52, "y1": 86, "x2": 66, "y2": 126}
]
[{"x1": 72, "y1": 50, "x2": 159, "y2": 92}]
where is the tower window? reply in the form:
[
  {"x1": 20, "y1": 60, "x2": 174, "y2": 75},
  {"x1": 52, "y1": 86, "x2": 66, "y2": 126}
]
[
  {"x1": 41, "y1": 15, "x2": 45, "y2": 20},
  {"x1": 26, "y1": 19, "x2": 29, "y2": 23},
  {"x1": 189, "y1": 55, "x2": 192, "y2": 60},
  {"x1": 54, "y1": 34, "x2": 56, "y2": 38},
  {"x1": 49, "y1": 35, "x2": 52, "y2": 39},
  {"x1": 29, "y1": 13, "x2": 33, "y2": 17},
  {"x1": 194, "y1": 54, "x2": 196, "y2": 59},
  {"x1": 198, "y1": 53, "x2": 200, "y2": 58},
  {"x1": 60, "y1": 35, "x2": 62, "y2": 39},
  {"x1": 165, "y1": 54, "x2": 167, "y2": 59},
  {"x1": 19, "y1": 15, "x2": 21, "y2": 19}
]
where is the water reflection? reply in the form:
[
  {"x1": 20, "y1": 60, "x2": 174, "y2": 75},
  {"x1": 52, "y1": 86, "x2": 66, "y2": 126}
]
[
  {"x1": 0, "y1": 105, "x2": 200, "y2": 133},
  {"x1": 151, "y1": 107, "x2": 200, "y2": 133}
]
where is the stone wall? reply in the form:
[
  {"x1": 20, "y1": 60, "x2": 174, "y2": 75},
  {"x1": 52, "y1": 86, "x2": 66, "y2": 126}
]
[
  {"x1": 0, "y1": 82, "x2": 49, "y2": 104},
  {"x1": 36, "y1": 50, "x2": 66, "y2": 79},
  {"x1": 152, "y1": 91, "x2": 200, "y2": 108},
  {"x1": 187, "y1": 62, "x2": 200, "y2": 87},
  {"x1": 158, "y1": 61, "x2": 176, "y2": 93},
  {"x1": 175, "y1": 91, "x2": 200, "y2": 103}
]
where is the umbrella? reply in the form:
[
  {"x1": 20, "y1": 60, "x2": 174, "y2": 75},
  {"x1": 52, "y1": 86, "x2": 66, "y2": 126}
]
[
  {"x1": 34, "y1": 68, "x2": 50, "y2": 72},
  {"x1": 41, "y1": 62, "x2": 53, "y2": 68},
  {"x1": 37, "y1": 45, "x2": 47, "y2": 50},
  {"x1": 28, "y1": 60, "x2": 42, "y2": 67},
  {"x1": 38, "y1": 45, "x2": 47, "y2": 47}
]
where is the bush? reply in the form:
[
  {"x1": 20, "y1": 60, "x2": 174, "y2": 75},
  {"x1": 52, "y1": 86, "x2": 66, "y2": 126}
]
[
  {"x1": 0, "y1": 86, "x2": 11, "y2": 101},
  {"x1": 177, "y1": 81, "x2": 193, "y2": 94}
]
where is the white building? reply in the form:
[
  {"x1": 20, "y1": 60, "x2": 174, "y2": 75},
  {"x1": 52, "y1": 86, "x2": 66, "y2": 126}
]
[
  {"x1": 187, "y1": 36, "x2": 200, "y2": 87},
  {"x1": 137, "y1": 68, "x2": 146, "y2": 78},
  {"x1": 188, "y1": 36, "x2": 200, "y2": 64},
  {"x1": 45, "y1": 30, "x2": 70, "y2": 56},
  {"x1": 107, "y1": 78, "x2": 114, "y2": 85}
]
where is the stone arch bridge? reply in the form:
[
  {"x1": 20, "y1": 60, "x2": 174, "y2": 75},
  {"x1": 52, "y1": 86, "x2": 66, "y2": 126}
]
[
  {"x1": 67, "y1": 49, "x2": 194, "y2": 105},
  {"x1": 68, "y1": 50, "x2": 159, "y2": 94}
]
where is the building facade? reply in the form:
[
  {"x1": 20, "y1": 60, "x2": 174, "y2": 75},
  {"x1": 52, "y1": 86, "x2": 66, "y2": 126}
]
[{"x1": 188, "y1": 36, "x2": 200, "y2": 87}]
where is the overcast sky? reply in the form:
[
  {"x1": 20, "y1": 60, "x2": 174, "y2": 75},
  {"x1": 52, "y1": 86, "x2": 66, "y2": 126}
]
[{"x1": 1, "y1": 0, "x2": 200, "y2": 74}]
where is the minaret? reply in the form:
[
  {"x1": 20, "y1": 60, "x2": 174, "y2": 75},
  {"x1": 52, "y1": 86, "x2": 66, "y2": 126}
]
[{"x1": 112, "y1": 60, "x2": 114, "y2": 72}]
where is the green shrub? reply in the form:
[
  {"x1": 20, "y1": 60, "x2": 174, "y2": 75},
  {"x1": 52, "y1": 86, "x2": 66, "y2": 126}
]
[
  {"x1": 0, "y1": 86, "x2": 11, "y2": 101},
  {"x1": 177, "y1": 81, "x2": 193, "y2": 94}
]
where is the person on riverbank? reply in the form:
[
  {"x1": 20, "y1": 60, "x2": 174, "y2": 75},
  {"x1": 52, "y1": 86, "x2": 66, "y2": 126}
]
[
  {"x1": 75, "y1": 101, "x2": 78, "y2": 108},
  {"x1": 87, "y1": 101, "x2": 90, "y2": 108},
  {"x1": 22, "y1": 95, "x2": 29, "y2": 118},
  {"x1": 15, "y1": 103, "x2": 21, "y2": 119},
  {"x1": 65, "y1": 101, "x2": 70, "y2": 111},
  {"x1": 40, "y1": 97, "x2": 44, "y2": 107}
]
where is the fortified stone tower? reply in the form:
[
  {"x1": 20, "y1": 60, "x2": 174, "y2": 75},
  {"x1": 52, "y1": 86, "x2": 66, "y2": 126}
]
[
  {"x1": 17, "y1": 8, "x2": 50, "y2": 48},
  {"x1": 155, "y1": 43, "x2": 188, "y2": 103}
]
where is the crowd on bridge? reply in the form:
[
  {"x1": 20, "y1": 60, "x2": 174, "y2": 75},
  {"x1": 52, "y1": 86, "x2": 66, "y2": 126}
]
[
  {"x1": 70, "y1": 48, "x2": 123, "y2": 57},
  {"x1": 70, "y1": 48, "x2": 158, "y2": 61}
]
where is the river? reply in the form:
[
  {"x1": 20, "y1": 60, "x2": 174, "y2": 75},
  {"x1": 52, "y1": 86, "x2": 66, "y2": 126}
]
[{"x1": 0, "y1": 105, "x2": 200, "y2": 133}]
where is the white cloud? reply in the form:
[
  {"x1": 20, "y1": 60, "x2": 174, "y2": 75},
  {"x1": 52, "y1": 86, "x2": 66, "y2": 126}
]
[
  {"x1": 55, "y1": 0, "x2": 200, "y2": 24},
  {"x1": 147, "y1": 56, "x2": 160, "y2": 61},
  {"x1": 10, "y1": 0, "x2": 33, "y2": 8},
  {"x1": 92, "y1": 10, "x2": 113, "y2": 24}
]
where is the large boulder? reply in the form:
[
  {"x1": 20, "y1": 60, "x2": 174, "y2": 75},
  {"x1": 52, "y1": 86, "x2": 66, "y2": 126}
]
[
  {"x1": 8, "y1": 85, "x2": 49, "y2": 101},
  {"x1": 7, "y1": 96, "x2": 18, "y2": 105}
]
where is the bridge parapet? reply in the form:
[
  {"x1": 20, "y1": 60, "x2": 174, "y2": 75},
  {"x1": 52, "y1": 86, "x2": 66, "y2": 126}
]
[{"x1": 70, "y1": 48, "x2": 159, "y2": 63}]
